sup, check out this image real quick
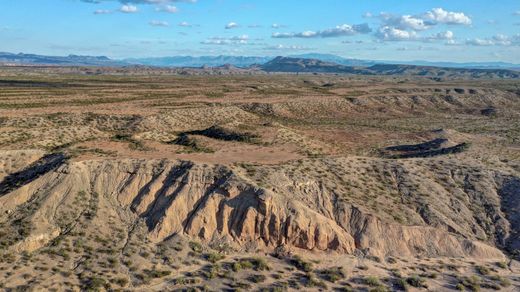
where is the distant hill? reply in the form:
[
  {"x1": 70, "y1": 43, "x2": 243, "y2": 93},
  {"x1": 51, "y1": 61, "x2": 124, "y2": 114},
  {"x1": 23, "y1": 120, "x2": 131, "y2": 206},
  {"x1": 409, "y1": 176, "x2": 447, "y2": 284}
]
[
  {"x1": 378, "y1": 60, "x2": 520, "y2": 70},
  {"x1": 0, "y1": 52, "x2": 127, "y2": 66},
  {"x1": 1, "y1": 52, "x2": 519, "y2": 78},
  {"x1": 288, "y1": 53, "x2": 376, "y2": 67},
  {"x1": 261, "y1": 56, "x2": 361, "y2": 73},
  {"x1": 366, "y1": 64, "x2": 520, "y2": 79},
  {"x1": 261, "y1": 56, "x2": 520, "y2": 79},
  {"x1": 124, "y1": 55, "x2": 272, "y2": 68}
]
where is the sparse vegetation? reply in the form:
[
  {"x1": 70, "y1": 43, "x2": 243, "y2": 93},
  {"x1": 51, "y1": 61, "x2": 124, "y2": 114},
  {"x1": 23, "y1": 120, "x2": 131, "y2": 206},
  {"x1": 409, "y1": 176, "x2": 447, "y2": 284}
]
[{"x1": 0, "y1": 72, "x2": 518, "y2": 291}]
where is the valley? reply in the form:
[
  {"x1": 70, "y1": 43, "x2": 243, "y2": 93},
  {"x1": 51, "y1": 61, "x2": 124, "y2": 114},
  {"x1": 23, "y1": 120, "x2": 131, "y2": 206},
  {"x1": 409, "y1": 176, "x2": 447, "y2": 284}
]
[{"x1": 0, "y1": 67, "x2": 519, "y2": 291}]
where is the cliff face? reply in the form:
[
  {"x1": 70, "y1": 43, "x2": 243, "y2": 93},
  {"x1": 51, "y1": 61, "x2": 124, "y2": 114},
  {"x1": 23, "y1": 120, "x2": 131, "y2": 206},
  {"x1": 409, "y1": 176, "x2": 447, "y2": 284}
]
[{"x1": 1, "y1": 155, "x2": 517, "y2": 260}]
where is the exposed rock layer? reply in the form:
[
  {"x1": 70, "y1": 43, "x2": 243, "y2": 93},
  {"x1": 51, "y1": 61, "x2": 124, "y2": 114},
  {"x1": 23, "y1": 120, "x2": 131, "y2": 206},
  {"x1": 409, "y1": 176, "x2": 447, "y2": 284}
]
[{"x1": 1, "y1": 155, "x2": 516, "y2": 260}]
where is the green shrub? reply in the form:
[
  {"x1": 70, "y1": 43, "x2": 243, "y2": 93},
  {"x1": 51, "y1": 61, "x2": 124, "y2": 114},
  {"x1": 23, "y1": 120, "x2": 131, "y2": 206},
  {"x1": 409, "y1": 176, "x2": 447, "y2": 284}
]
[
  {"x1": 205, "y1": 252, "x2": 225, "y2": 263},
  {"x1": 395, "y1": 277, "x2": 409, "y2": 291},
  {"x1": 188, "y1": 241, "x2": 203, "y2": 253},
  {"x1": 320, "y1": 266, "x2": 345, "y2": 283},
  {"x1": 364, "y1": 276, "x2": 381, "y2": 287},
  {"x1": 290, "y1": 256, "x2": 313, "y2": 272},
  {"x1": 406, "y1": 275, "x2": 427, "y2": 288}
]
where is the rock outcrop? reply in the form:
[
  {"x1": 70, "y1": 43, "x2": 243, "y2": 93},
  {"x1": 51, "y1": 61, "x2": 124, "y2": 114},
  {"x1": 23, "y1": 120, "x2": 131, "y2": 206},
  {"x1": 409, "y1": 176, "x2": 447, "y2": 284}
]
[{"x1": 0, "y1": 157, "x2": 514, "y2": 260}]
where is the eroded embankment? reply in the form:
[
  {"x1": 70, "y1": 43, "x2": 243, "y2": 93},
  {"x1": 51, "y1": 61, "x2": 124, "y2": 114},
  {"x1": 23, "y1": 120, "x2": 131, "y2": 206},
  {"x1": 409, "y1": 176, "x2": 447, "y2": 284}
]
[{"x1": 1, "y1": 155, "x2": 516, "y2": 260}]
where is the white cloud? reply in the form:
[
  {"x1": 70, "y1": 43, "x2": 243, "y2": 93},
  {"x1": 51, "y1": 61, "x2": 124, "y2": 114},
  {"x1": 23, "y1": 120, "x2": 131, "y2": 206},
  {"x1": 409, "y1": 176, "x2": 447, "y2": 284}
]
[
  {"x1": 373, "y1": 8, "x2": 471, "y2": 43},
  {"x1": 465, "y1": 38, "x2": 494, "y2": 46},
  {"x1": 376, "y1": 26, "x2": 417, "y2": 41},
  {"x1": 465, "y1": 34, "x2": 520, "y2": 46},
  {"x1": 430, "y1": 30, "x2": 454, "y2": 40},
  {"x1": 201, "y1": 35, "x2": 250, "y2": 45},
  {"x1": 271, "y1": 23, "x2": 371, "y2": 38},
  {"x1": 424, "y1": 8, "x2": 471, "y2": 25},
  {"x1": 271, "y1": 23, "x2": 287, "y2": 29},
  {"x1": 156, "y1": 5, "x2": 178, "y2": 13},
  {"x1": 93, "y1": 9, "x2": 112, "y2": 14},
  {"x1": 379, "y1": 13, "x2": 430, "y2": 31},
  {"x1": 225, "y1": 22, "x2": 239, "y2": 29},
  {"x1": 178, "y1": 21, "x2": 191, "y2": 27},
  {"x1": 263, "y1": 44, "x2": 311, "y2": 51},
  {"x1": 120, "y1": 4, "x2": 138, "y2": 13},
  {"x1": 513, "y1": 11, "x2": 520, "y2": 16},
  {"x1": 271, "y1": 32, "x2": 293, "y2": 38},
  {"x1": 230, "y1": 35, "x2": 249, "y2": 41},
  {"x1": 149, "y1": 20, "x2": 169, "y2": 27}
]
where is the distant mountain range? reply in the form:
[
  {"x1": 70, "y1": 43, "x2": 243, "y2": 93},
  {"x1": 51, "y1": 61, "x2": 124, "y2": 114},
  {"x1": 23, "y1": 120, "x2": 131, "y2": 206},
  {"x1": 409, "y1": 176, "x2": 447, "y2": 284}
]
[
  {"x1": 1, "y1": 52, "x2": 519, "y2": 79},
  {"x1": 0, "y1": 52, "x2": 127, "y2": 66},
  {"x1": 261, "y1": 57, "x2": 520, "y2": 79},
  {"x1": 2, "y1": 51, "x2": 519, "y2": 70}
]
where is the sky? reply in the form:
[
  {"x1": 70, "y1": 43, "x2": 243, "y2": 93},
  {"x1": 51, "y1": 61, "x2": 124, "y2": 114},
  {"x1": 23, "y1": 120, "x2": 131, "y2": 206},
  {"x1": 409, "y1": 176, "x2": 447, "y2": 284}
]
[{"x1": 0, "y1": 0, "x2": 519, "y2": 62}]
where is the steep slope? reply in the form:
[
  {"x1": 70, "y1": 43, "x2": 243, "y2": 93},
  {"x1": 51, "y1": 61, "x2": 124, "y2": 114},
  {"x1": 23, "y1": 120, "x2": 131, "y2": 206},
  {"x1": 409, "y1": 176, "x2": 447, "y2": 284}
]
[{"x1": 1, "y1": 154, "x2": 516, "y2": 260}]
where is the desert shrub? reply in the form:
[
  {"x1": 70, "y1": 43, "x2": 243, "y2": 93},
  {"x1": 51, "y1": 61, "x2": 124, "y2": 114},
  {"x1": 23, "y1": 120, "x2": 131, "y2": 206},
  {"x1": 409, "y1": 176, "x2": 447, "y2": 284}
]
[
  {"x1": 189, "y1": 241, "x2": 203, "y2": 253},
  {"x1": 171, "y1": 277, "x2": 200, "y2": 285},
  {"x1": 114, "y1": 277, "x2": 129, "y2": 287},
  {"x1": 489, "y1": 275, "x2": 511, "y2": 287},
  {"x1": 230, "y1": 257, "x2": 269, "y2": 272},
  {"x1": 304, "y1": 273, "x2": 327, "y2": 289},
  {"x1": 319, "y1": 266, "x2": 345, "y2": 282},
  {"x1": 364, "y1": 276, "x2": 382, "y2": 287},
  {"x1": 395, "y1": 277, "x2": 409, "y2": 291},
  {"x1": 248, "y1": 274, "x2": 267, "y2": 283},
  {"x1": 458, "y1": 275, "x2": 481, "y2": 292},
  {"x1": 456, "y1": 283, "x2": 465, "y2": 290},
  {"x1": 495, "y1": 262, "x2": 507, "y2": 269},
  {"x1": 290, "y1": 256, "x2": 313, "y2": 272},
  {"x1": 204, "y1": 264, "x2": 220, "y2": 279},
  {"x1": 475, "y1": 265, "x2": 490, "y2": 275},
  {"x1": 81, "y1": 276, "x2": 108, "y2": 291},
  {"x1": 205, "y1": 252, "x2": 225, "y2": 263},
  {"x1": 406, "y1": 275, "x2": 427, "y2": 288}
]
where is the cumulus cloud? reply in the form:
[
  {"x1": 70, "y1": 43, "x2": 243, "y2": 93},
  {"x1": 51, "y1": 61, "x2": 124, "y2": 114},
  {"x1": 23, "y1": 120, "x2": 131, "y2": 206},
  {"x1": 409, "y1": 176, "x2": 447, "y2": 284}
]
[
  {"x1": 156, "y1": 5, "x2": 178, "y2": 13},
  {"x1": 271, "y1": 23, "x2": 371, "y2": 38},
  {"x1": 120, "y1": 4, "x2": 138, "y2": 13},
  {"x1": 465, "y1": 38, "x2": 494, "y2": 46},
  {"x1": 225, "y1": 22, "x2": 239, "y2": 29},
  {"x1": 379, "y1": 13, "x2": 430, "y2": 31},
  {"x1": 373, "y1": 8, "x2": 471, "y2": 43},
  {"x1": 423, "y1": 8, "x2": 471, "y2": 25},
  {"x1": 375, "y1": 26, "x2": 417, "y2": 41},
  {"x1": 149, "y1": 20, "x2": 169, "y2": 27},
  {"x1": 465, "y1": 34, "x2": 519, "y2": 46},
  {"x1": 429, "y1": 30, "x2": 454, "y2": 40}
]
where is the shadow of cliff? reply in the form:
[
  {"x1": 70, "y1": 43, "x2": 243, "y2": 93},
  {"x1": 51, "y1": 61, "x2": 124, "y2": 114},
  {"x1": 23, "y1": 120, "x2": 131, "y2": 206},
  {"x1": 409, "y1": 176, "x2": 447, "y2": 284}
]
[{"x1": 0, "y1": 153, "x2": 67, "y2": 197}]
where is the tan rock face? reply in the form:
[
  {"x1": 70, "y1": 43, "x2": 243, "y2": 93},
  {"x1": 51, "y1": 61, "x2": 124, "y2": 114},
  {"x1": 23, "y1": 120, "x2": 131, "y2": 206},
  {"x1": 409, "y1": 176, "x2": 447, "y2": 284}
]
[{"x1": 0, "y1": 158, "x2": 511, "y2": 260}]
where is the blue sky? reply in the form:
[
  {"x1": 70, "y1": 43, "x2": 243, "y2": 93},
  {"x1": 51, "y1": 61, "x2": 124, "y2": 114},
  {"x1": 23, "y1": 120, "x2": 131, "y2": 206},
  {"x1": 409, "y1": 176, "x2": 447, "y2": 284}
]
[{"x1": 1, "y1": 0, "x2": 519, "y2": 62}]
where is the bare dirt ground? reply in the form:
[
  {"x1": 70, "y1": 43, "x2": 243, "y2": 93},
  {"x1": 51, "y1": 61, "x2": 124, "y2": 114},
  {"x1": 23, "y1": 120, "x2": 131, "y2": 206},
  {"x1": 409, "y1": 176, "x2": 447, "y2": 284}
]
[{"x1": 0, "y1": 66, "x2": 519, "y2": 291}]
